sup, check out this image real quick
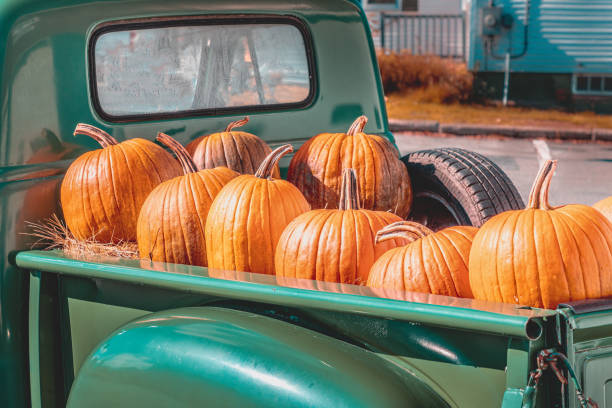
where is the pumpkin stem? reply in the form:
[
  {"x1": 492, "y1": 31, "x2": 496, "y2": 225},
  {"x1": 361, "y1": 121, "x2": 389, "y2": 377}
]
[
  {"x1": 375, "y1": 221, "x2": 434, "y2": 244},
  {"x1": 346, "y1": 116, "x2": 368, "y2": 136},
  {"x1": 339, "y1": 168, "x2": 361, "y2": 210},
  {"x1": 526, "y1": 159, "x2": 557, "y2": 210},
  {"x1": 225, "y1": 116, "x2": 249, "y2": 132},
  {"x1": 74, "y1": 123, "x2": 118, "y2": 148},
  {"x1": 157, "y1": 133, "x2": 198, "y2": 174},
  {"x1": 255, "y1": 144, "x2": 293, "y2": 179},
  {"x1": 538, "y1": 160, "x2": 557, "y2": 210}
]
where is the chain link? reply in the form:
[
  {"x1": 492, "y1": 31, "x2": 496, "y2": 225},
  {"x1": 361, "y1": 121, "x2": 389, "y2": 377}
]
[{"x1": 524, "y1": 349, "x2": 599, "y2": 408}]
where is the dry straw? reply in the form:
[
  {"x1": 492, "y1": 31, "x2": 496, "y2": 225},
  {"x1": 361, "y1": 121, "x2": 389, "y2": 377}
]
[{"x1": 24, "y1": 214, "x2": 138, "y2": 259}]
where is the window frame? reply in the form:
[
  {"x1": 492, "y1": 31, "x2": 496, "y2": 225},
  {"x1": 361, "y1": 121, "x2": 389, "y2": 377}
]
[
  {"x1": 572, "y1": 74, "x2": 612, "y2": 96},
  {"x1": 88, "y1": 15, "x2": 317, "y2": 123},
  {"x1": 361, "y1": 0, "x2": 403, "y2": 12}
]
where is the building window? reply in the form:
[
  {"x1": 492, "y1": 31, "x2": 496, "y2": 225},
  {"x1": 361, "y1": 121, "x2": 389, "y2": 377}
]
[
  {"x1": 362, "y1": 0, "x2": 417, "y2": 11},
  {"x1": 573, "y1": 74, "x2": 612, "y2": 95},
  {"x1": 402, "y1": 0, "x2": 418, "y2": 11}
]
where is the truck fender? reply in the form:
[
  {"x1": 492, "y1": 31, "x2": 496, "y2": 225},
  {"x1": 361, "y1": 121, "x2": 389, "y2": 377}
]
[{"x1": 67, "y1": 307, "x2": 449, "y2": 408}]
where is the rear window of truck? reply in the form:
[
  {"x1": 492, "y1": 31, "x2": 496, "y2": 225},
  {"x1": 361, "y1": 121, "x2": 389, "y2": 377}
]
[{"x1": 89, "y1": 16, "x2": 314, "y2": 121}]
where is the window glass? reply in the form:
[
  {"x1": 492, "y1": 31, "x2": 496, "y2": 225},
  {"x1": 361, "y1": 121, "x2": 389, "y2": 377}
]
[
  {"x1": 94, "y1": 23, "x2": 311, "y2": 116},
  {"x1": 591, "y1": 77, "x2": 602, "y2": 91}
]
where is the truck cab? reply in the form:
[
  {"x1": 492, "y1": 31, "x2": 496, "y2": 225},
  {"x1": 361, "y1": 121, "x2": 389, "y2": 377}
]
[{"x1": 1, "y1": 1, "x2": 611, "y2": 407}]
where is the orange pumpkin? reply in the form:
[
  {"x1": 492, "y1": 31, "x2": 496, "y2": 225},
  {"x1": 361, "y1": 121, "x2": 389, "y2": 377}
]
[
  {"x1": 367, "y1": 221, "x2": 477, "y2": 297},
  {"x1": 185, "y1": 116, "x2": 279, "y2": 177},
  {"x1": 593, "y1": 196, "x2": 612, "y2": 222},
  {"x1": 205, "y1": 144, "x2": 310, "y2": 275},
  {"x1": 61, "y1": 124, "x2": 182, "y2": 242},
  {"x1": 137, "y1": 133, "x2": 238, "y2": 266},
  {"x1": 275, "y1": 168, "x2": 408, "y2": 285},
  {"x1": 469, "y1": 160, "x2": 612, "y2": 309},
  {"x1": 287, "y1": 115, "x2": 412, "y2": 218}
]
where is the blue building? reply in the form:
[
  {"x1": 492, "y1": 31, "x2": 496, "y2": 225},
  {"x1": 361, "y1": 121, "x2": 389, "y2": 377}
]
[{"x1": 468, "y1": 0, "x2": 612, "y2": 110}]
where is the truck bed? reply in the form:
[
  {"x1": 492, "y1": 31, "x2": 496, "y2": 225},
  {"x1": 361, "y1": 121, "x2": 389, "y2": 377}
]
[{"x1": 22, "y1": 250, "x2": 612, "y2": 407}]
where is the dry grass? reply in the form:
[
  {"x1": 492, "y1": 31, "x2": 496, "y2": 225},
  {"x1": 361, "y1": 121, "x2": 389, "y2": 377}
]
[
  {"x1": 386, "y1": 93, "x2": 612, "y2": 129},
  {"x1": 378, "y1": 51, "x2": 612, "y2": 129},
  {"x1": 377, "y1": 52, "x2": 473, "y2": 103},
  {"x1": 25, "y1": 215, "x2": 138, "y2": 259}
]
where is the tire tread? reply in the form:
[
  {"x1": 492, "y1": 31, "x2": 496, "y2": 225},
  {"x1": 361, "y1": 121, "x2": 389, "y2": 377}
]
[{"x1": 402, "y1": 148, "x2": 524, "y2": 226}]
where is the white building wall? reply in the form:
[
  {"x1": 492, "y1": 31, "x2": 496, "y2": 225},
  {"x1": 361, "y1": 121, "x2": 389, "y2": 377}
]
[
  {"x1": 419, "y1": 0, "x2": 462, "y2": 14},
  {"x1": 365, "y1": 0, "x2": 468, "y2": 53}
]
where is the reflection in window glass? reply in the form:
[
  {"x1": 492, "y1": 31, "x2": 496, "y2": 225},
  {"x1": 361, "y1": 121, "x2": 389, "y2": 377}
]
[{"x1": 94, "y1": 24, "x2": 310, "y2": 116}]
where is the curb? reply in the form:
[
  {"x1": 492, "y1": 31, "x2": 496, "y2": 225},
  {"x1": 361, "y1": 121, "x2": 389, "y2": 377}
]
[
  {"x1": 388, "y1": 120, "x2": 439, "y2": 133},
  {"x1": 389, "y1": 119, "x2": 612, "y2": 142}
]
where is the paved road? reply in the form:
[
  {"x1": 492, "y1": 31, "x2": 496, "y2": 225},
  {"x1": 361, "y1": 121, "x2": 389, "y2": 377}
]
[{"x1": 394, "y1": 132, "x2": 612, "y2": 206}]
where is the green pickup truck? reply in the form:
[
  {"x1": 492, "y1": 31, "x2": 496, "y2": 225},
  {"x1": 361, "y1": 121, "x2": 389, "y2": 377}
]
[{"x1": 2, "y1": 0, "x2": 610, "y2": 407}]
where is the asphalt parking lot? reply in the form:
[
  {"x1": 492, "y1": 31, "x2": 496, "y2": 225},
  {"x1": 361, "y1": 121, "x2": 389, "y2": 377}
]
[{"x1": 394, "y1": 132, "x2": 612, "y2": 206}]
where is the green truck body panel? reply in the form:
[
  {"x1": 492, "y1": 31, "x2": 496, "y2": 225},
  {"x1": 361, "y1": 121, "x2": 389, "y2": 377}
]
[
  {"x1": 2, "y1": 0, "x2": 612, "y2": 407},
  {"x1": 67, "y1": 307, "x2": 449, "y2": 408},
  {"x1": 561, "y1": 305, "x2": 612, "y2": 408}
]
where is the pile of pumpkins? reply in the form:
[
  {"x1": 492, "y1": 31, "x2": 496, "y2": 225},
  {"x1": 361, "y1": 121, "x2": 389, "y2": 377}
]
[{"x1": 60, "y1": 117, "x2": 612, "y2": 310}]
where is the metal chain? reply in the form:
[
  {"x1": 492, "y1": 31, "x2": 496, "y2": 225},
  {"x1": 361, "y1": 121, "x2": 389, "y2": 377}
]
[{"x1": 525, "y1": 349, "x2": 599, "y2": 408}]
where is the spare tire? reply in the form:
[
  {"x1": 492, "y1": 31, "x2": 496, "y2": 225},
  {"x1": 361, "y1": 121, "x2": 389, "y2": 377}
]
[{"x1": 402, "y1": 148, "x2": 524, "y2": 230}]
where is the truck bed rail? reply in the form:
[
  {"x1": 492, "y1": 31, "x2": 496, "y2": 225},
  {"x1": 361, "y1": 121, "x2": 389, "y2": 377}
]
[{"x1": 16, "y1": 250, "x2": 556, "y2": 340}]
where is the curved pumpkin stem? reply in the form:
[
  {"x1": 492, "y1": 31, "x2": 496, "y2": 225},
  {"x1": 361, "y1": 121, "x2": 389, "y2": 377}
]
[
  {"x1": 255, "y1": 144, "x2": 293, "y2": 179},
  {"x1": 225, "y1": 116, "x2": 249, "y2": 132},
  {"x1": 74, "y1": 123, "x2": 118, "y2": 148},
  {"x1": 526, "y1": 159, "x2": 557, "y2": 210},
  {"x1": 339, "y1": 168, "x2": 360, "y2": 210},
  {"x1": 157, "y1": 133, "x2": 198, "y2": 174},
  {"x1": 538, "y1": 160, "x2": 557, "y2": 210},
  {"x1": 375, "y1": 221, "x2": 434, "y2": 244},
  {"x1": 346, "y1": 115, "x2": 368, "y2": 136}
]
